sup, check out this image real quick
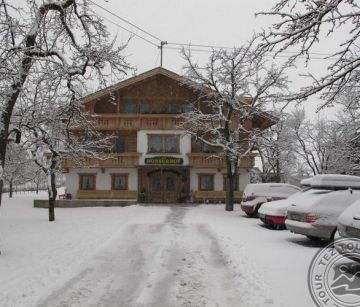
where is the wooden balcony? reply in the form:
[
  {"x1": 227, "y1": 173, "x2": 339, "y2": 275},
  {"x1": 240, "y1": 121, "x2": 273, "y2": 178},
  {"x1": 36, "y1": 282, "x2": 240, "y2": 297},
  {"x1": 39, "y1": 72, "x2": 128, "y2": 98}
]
[
  {"x1": 90, "y1": 114, "x2": 183, "y2": 131},
  {"x1": 194, "y1": 191, "x2": 243, "y2": 202},
  {"x1": 77, "y1": 190, "x2": 137, "y2": 199},
  {"x1": 187, "y1": 153, "x2": 255, "y2": 168},
  {"x1": 62, "y1": 153, "x2": 139, "y2": 169}
]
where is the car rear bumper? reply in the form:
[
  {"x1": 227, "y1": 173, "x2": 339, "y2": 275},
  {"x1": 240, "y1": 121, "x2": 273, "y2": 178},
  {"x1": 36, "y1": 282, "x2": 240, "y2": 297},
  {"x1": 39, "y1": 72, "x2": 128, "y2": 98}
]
[
  {"x1": 259, "y1": 213, "x2": 286, "y2": 225},
  {"x1": 285, "y1": 220, "x2": 333, "y2": 239}
]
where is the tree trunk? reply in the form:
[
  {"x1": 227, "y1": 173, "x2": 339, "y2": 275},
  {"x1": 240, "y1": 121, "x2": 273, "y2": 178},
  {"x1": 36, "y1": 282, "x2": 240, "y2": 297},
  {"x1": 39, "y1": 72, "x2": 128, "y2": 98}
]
[
  {"x1": 275, "y1": 149, "x2": 281, "y2": 183},
  {"x1": 9, "y1": 180, "x2": 13, "y2": 198},
  {"x1": 225, "y1": 160, "x2": 235, "y2": 211},
  {"x1": 48, "y1": 171, "x2": 57, "y2": 222},
  {"x1": 36, "y1": 183, "x2": 39, "y2": 194}
]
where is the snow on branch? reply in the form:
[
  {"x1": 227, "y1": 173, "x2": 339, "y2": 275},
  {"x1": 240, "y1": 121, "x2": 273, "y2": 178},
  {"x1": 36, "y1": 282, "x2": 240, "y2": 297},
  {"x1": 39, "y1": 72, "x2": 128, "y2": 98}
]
[
  {"x1": 180, "y1": 40, "x2": 291, "y2": 162},
  {"x1": 257, "y1": 0, "x2": 360, "y2": 107}
]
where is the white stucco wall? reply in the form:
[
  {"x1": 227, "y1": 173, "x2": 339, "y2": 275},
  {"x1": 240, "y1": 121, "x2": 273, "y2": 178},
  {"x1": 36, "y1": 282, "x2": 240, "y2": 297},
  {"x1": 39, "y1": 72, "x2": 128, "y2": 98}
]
[
  {"x1": 65, "y1": 168, "x2": 138, "y2": 197},
  {"x1": 137, "y1": 130, "x2": 191, "y2": 165},
  {"x1": 239, "y1": 171, "x2": 250, "y2": 191},
  {"x1": 190, "y1": 168, "x2": 250, "y2": 191}
]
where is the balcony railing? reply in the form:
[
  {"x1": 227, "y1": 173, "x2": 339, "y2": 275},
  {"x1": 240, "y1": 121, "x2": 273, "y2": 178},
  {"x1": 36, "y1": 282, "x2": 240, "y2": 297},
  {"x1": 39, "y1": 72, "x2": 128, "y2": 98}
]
[
  {"x1": 62, "y1": 153, "x2": 139, "y2": 169},
  {"x1": 187, "y1": 153, "x2": 254, "y2": 168},
  {"x1": 89, "y1": 114, "x2": 183, "y2": 131}
]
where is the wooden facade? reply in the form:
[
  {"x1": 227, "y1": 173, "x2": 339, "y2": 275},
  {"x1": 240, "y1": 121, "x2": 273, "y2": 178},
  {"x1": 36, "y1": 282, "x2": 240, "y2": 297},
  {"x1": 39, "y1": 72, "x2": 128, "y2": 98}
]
[{"x1": 63, "y1": 67, "x2": 273, "y2": 203}]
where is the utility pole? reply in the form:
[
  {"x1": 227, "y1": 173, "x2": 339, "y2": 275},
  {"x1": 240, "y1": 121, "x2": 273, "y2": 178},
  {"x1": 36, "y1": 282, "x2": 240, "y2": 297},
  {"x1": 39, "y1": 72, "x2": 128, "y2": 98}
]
[{"x1": 159, "y1": 41, "x2": 167, "y2": 67}]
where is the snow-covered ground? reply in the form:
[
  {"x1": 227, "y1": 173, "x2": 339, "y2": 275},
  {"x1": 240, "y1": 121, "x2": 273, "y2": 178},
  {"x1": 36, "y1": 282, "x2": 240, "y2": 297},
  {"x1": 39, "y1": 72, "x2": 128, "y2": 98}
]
[{"x1": 0, "y1": 193, "x2": 320, "y2": 306}]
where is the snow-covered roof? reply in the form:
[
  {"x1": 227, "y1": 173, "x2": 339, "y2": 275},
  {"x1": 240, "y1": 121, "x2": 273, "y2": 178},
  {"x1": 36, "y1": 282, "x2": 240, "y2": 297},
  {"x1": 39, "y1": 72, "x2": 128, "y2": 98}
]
[
  {"x1": 310, "y1": 174, "x2": 360, "y2": 188},
  {"x1": 243, "y1": 183, "x2": 301, "y2": 197},
  {"x1": 300, "y1": 178, "x2": 312, "y2": 186}
]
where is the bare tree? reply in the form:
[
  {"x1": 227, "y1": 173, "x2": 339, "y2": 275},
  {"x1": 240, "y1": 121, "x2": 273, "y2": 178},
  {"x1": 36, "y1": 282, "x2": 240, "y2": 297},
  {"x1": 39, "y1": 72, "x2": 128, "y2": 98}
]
[
  {"x1": 331, "y1": 92, "x2": 360, "y2": 174},
  {"x1": 287, "y1": 109, "x2": 347, "y2": 175},
  {"x1": 2, "y1": 143, "x2": 28, "y2": 198},
  {"x1": 181, "y1": 42, "x2": 290, "y2": 211},
  {"x1": 256, "y1": 112, "x2": 297, "y2": 182},
  {"x1": 257, "y1": 0, "x2": 360, "y2": 107},
  {"x1": 25, "y1": 167, "x2": 47, "y2": 194},
  {"x1": 18, "y1": 78, "x2": 113, "y2": 222},
  {"x1": 0, "y1": 0, "x2": 131, "y2": 206}
]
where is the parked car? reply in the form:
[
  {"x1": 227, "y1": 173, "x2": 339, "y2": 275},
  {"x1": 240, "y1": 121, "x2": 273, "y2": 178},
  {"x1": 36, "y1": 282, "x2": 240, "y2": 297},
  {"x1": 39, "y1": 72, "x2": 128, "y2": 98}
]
[
  {"x1": 240, "y1": 183, "x2": 301, "y2": 217},
  {"x1": 335, "y1": 198, "x2": 360, "y2": 261},
  {"x1": 286, "y1": 174, "x2": 360, "y2": 241},
  {"x1": 258, "y1": 178, "x2": 313, "y2": 229},
  {"x1": 258, "y1": 199, "x2": 291, "y2": 229}
]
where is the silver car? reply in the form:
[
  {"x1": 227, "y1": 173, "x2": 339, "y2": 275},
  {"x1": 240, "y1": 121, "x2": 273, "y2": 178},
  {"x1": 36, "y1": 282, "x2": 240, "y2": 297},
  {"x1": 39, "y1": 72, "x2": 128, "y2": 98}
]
[
  {"x1": 286, "y1": 175, "x2": 360, "y2": 241},
  {"x1": 335, "y1": 198, "x2": 360, "y2": 261}
]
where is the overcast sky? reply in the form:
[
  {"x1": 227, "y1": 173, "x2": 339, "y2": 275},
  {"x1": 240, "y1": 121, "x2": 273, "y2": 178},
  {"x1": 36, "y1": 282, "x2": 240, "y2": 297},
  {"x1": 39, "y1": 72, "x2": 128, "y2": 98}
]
[{"x1": 94, "y1": 0, "x2": 344, "y2": 118}]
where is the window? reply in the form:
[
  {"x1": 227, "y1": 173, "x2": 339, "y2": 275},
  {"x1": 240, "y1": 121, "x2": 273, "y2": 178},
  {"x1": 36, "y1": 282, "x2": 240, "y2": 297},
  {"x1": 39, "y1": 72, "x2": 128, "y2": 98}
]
[
  {"x1": 151, "y1": 173, "x2": 162, "y2": 191},
  {"x1": 111, "y1": 174, "x2": 128, "y2": 190},
  {"x1": 79, "y1": 174, "x2": 96, "y2": 190},
  {"x1": 199, "y1": 174, "x2": 214, "y2": 191},
  {"x1": 148, "y1": 135, "x2": 163, "y2": 153},
  {"x1": 166, "y1": 174, "x2": 175, "y2": 191},
  {"x1": 183, "y1": 103, "x2": 195, "y2": 113},
  {"x1": 168, "y1": 102, "x2": 181, "y2": 114},
  {"x1": 124, "y1": 102, "x2": 136, "y2": 113},
  {"x1": 200, "y1": 142, "x2": 216, "y2": 153},
  {"x1": 140, "y1": 101, "x2": 150, "y2": 114},
  {"x1": 113, "y1": 136, "x2": 125, "y2": 153},
  {"x1": 223, "y1": 175, "x2": 239, "y2": 191},
  {"x1": 164, "y1": 136, "x2": 179, "y2": 153},
  {"x1": 148, "y1": 135, "x2": 180, "y2": 153}
]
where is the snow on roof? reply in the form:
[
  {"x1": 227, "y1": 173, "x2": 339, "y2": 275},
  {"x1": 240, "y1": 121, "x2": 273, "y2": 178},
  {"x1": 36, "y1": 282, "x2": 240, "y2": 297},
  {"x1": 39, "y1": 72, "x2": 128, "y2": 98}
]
[
  {"x1": 243, "y1": 183, "x2": 300, "y2": 196},
  {"x1": 300, "y1": 178, "x2": 312, "y2": 186},
  {"x1": 310, "y1": 174, "x2": 360, "y2": 188}
]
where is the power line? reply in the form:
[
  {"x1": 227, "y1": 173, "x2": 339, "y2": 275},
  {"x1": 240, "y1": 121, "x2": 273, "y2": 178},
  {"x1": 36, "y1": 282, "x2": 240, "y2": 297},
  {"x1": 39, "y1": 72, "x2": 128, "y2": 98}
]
[
  {"x1": 88, "y1": 0, "x2": 163, "y2": 43},
  {"x1": 164, "y1": 46, "x2": 337, "y2": 61},
  {"x1": 94, "y1": 11, "x2": 158, "y2": 47},
  {"x1": 168, "y1": 42, "x2": 235, "y2": 50},
  {"x1": 154, "y1": 49, "x2": 161, "y2": 66},
  {"x1": 90, "y1": 1, "x2": 339, "y2": 62},
  {"x1": 167, "y1": 42, "x2": 336, "y2": 57}
]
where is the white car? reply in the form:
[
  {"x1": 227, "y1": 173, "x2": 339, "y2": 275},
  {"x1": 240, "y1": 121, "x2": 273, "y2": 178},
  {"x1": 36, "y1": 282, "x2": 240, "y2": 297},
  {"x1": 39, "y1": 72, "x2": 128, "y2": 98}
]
[
  {"x1": 258, "y1": 198, "x2": 290, "y2": 229},
  {"x1": 286, "y1": 174, "x2": 360, "y2": 241},
  {"x1": 335, "y1": 198, "x2": 360, "y2": 261},
  {"x1": 258, "y1": 178, "x2": 313, "y2": 229},
  {"x1": 240, "y1": 183, "x2": 301, "y2": 217}
]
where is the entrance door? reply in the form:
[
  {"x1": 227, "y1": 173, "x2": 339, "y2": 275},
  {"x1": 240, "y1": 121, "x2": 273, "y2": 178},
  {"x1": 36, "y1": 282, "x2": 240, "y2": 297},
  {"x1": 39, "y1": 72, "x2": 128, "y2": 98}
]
[{"x1": 148, "y1": 170, "x2": 180, "y2": 203}]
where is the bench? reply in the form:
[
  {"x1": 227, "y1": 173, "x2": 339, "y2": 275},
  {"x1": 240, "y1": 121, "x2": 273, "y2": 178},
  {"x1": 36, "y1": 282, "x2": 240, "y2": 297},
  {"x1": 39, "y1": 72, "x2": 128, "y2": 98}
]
[
  {"x1": 77, "y1": 190, "x2": 137, "y2": 199},
  {"x1": 59, "y1": 193, "x2": 72, "y2": 200}
]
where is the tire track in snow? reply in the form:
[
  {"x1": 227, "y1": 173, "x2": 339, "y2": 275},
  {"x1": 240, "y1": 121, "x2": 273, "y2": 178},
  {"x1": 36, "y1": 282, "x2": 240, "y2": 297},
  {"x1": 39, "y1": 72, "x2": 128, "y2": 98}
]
[{"x1": 37, "y1": 207, "x2": 246, "y2": 307}]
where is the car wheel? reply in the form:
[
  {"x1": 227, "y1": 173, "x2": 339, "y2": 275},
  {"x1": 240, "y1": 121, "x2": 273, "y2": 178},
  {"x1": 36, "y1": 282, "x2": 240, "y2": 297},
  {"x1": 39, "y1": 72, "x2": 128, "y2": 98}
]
[
  {"x1": 245, "y1": 212, "x2": 257, "y2": 217},
  {"x1": 306, "y1": 235, "x2": 322, "y2": 241},
  {"x1": 274, "y1": 224, "x2": 285, "y2": 230},
  {"x1": 330, "y1": 229, "x2": 338, "y2": 241},
  {"x1": 249, "y1": 204, "x2": 262, "y2": 218}
]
